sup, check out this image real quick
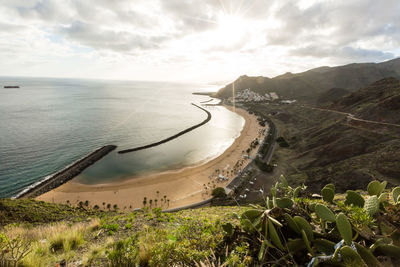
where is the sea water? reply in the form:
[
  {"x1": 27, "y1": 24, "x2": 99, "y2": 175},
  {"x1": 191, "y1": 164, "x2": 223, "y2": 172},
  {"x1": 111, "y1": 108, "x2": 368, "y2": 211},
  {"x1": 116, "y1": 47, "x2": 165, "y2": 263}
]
[{"x1": 0, "y1": 77, "x2": 244, "y2": 197}]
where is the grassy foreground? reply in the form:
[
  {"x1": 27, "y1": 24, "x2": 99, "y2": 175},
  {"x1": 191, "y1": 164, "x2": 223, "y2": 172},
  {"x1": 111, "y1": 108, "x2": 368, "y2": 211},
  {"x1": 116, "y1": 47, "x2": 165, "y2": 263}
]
[{"x1": 1, "y1": 178, "x2": 400, "y2": 266}]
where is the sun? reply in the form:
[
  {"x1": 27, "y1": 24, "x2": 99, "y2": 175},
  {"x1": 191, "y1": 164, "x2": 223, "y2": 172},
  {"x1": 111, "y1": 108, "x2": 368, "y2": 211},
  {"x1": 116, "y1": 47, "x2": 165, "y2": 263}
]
[{"x1": 216, "y1": 13, "x2": 246, "y2": 44}]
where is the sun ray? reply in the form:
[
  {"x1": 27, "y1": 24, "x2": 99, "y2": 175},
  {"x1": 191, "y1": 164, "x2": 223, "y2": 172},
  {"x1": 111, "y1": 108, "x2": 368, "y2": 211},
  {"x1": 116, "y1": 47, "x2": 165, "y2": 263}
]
[
  {"x1": 240, "y1": 0, "x2": 260, "y2": 18},
  {"x1": 218, "y1": 0, "x2": 229, "y2": 14}
]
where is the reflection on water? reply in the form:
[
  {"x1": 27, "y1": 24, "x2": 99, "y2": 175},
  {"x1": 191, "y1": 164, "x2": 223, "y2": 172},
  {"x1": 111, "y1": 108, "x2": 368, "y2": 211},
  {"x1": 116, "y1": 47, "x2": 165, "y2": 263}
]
[
  {"x1": 75, "y1": 105, "x2": 244, "y2": 184},
  {"x1": 0, "y1": 77, "x2": 243, "y2": 196}
]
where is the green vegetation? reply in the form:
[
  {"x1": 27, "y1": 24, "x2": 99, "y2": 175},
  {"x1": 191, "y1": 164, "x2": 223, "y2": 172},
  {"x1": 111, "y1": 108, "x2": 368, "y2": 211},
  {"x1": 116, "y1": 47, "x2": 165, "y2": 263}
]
[
  {"x1": 276, "y1": 136, "x2": 289, "y2": 147},
  {"x1": 0, "y1": 198, "x2": 102, "y2": 226},
  {"x1": 255, "y1": 156, "x2": 274, "y2": 172},
  {"x1": 219, "y1": 177, "x2": 400, "y2": 266},
  {"x1": 1, "y1": 179, "x2": 399, "y2": 266},
  {"x1": 0, "y1": 203, "x2": 248, "y2": 266},
  {"x1": 211, "y1": 187, "x2": 226, "y2": 198}
]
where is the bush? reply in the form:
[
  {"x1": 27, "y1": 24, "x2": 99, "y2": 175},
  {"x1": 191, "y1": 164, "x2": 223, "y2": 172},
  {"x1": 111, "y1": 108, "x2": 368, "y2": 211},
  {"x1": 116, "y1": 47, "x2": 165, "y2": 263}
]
[
  {"x1": 211, "y1": 187, "x2": 227, "y2": 198},
  {"x1": 255, "y1": 157, "x2": 274, "y2": 172},
  {"x1": 277, "y1": 136, "x2": 289, "y2": 147}
]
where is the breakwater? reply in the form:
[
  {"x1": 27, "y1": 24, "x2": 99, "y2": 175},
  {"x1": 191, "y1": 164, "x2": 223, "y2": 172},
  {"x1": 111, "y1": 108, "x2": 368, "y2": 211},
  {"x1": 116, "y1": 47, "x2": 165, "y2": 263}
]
[
  {"x1": 119, "y1": 103, "x2": 211, "y2": 154},
  {"x1": 14, "y1": 145, "x2": 117, "y2": 199}
]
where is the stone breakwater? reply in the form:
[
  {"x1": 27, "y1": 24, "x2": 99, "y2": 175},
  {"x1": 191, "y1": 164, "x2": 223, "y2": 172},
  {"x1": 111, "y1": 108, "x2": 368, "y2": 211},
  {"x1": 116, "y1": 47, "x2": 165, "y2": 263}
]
[
  {"x1": 118, "y1": 103, "x2": 211, "y2": 154},
  {"x1": 15, "y1": 145, "x2": 117, "y2": 199}
]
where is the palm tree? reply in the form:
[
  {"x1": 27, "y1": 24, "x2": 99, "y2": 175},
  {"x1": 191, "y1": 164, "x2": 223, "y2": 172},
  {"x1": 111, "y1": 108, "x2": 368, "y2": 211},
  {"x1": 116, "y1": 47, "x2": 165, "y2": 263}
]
[
  {"x1": 107, "y1": 203, "x2": 111, "y2": 210},
  {"x1": 149, "y1": 199, "x2": 153, "y2": 207},
  {"x1": 155, "y1": 199, "x2": 158, "y2": 207}
]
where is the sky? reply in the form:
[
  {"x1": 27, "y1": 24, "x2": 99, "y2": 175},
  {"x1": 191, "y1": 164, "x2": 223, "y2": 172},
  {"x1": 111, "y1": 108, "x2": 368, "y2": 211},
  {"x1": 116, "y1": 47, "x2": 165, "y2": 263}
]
[{"x1": 0, "y1": 0, "x2": 399, "y2": 83}]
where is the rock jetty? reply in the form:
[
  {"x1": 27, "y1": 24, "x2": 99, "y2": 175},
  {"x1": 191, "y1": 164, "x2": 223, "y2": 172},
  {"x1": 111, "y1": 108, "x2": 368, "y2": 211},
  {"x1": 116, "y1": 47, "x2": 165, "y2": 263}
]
[
  {"x1": 16, "y1": 145, "x2": 117, "y2": 198},
  {"x1": 118, "y1": 103, "x2": 211, "y2": 154}
]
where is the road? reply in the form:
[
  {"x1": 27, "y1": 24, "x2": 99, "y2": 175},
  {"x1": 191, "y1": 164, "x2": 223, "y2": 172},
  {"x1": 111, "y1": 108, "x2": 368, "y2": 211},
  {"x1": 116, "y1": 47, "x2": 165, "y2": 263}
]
[{"x1": 302, "y1": 106, "x2": 400, "y2": 128}]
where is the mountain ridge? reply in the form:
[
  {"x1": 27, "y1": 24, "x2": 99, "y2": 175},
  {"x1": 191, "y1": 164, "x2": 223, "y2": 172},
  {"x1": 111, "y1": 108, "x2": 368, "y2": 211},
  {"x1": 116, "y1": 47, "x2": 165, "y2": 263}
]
[{"x1": 217, "y1": 58, "x2": 400, "y2": 103}]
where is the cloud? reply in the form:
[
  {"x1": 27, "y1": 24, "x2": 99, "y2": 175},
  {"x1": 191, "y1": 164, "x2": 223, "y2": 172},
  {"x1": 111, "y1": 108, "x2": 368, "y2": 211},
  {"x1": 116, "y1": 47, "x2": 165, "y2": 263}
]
[
  {"x1": 58, "y1": 21, "x2": 169, "y2": 52},
  {"x1": 0, "y1": 0, "x2": 399, "y2": 81},
  {"x1": 290, "y1": 45, "x2": 395, "y2": 62}
]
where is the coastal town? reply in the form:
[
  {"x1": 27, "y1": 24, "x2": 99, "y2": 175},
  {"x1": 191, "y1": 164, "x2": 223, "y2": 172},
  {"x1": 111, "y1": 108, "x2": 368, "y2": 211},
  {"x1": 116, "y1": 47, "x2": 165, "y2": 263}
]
[
  {"x1": 227, "y1": 88, "x2": 297, "y2": 105},
  {"x1": 227, "y1": 88, "x2": 279, "y2": 103}
]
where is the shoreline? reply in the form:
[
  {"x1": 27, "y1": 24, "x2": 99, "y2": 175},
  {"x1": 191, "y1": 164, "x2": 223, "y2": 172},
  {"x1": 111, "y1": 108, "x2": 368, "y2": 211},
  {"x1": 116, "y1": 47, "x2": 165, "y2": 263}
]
[{"x1": 36, "y1": 106, "x2": 264, "y2": 210}]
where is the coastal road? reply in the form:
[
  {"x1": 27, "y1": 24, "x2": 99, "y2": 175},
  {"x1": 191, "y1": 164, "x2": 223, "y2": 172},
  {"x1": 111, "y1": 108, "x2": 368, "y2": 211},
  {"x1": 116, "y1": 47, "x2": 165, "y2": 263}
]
[
  {"x1": 227, "y1": 119, "x2": 278, "y2": 191},
  {"x1": 262, "y1": 125, "x2": 278, "y2": 164},
  {"x1": 302, "y1": 105, "x2": 400, "y2": 128}
]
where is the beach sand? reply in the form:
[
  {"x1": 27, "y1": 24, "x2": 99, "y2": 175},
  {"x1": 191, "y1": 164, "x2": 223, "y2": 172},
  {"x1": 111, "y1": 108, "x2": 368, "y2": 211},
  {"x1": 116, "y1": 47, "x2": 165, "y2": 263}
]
[{"x1": 37, "y1": 106, "x2": 264, "y2": 210}]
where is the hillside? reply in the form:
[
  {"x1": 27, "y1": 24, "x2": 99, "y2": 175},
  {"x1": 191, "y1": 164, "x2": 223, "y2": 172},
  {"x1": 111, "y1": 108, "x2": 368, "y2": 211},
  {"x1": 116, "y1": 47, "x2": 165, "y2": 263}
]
[
  {"x1": 330, "y1": 77, "x2": 400, "y2": 124},
  {"x1": 1, "y1": 179, "x2": 400, "y2": 266},
  {"x1": 317, "y1": 87, "x2": 350, "y2": 105},
  {"x1": 217, "y1": 58, "x2": 400, "y2": 103},
  {"x1": 243, "y1": 78, "x2": 400, "y2": 193}
]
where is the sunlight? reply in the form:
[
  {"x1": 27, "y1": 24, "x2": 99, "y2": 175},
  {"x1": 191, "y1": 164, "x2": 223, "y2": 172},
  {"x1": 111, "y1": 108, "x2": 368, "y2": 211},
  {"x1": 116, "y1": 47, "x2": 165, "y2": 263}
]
[{"x1": 216, "y1": 13, "x2": 246, "y2": 43}]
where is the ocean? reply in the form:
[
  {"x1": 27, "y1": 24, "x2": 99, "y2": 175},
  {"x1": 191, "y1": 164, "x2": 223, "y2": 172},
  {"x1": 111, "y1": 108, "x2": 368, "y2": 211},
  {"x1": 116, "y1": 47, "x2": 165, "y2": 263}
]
[{"x1": 0, "y1": 77, "x2": 244, "y2": 198}]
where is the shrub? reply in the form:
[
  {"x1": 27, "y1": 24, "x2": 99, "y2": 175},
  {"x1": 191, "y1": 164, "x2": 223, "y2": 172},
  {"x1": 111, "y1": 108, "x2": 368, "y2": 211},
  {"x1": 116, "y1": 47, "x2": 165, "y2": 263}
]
[
  {"x1": 211, "y1": 187, "x2": 227, "y2": 198},
  {"x1": 276, "y1": 136, "x2": 290, "y2": 147},
  {"x1": 255, "y1": 157, "x2": 274, "y2": 172}
]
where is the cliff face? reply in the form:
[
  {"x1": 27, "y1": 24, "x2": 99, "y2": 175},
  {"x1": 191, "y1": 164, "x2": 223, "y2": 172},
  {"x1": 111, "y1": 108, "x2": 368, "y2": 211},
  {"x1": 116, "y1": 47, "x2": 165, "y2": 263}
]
[{"x1": 217, "y1": 58, "x2": 400, "y2": 103}]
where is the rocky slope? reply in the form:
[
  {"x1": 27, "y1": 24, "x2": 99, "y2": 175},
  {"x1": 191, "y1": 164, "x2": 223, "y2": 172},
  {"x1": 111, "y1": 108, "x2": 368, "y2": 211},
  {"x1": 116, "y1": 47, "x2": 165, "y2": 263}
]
[
  {"x1": 244, "y1": 78, "x2": 400, "y2": 193},
  {"x1": 330, "y1": 77, "x2": 400, "y2": 124}
]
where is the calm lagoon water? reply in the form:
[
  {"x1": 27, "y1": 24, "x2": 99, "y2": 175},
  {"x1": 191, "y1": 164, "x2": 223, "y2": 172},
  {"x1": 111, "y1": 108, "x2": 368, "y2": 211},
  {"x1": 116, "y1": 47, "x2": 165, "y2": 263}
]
[{"x1": 0, "y1": 77, "x2": 244, "y2": 197}]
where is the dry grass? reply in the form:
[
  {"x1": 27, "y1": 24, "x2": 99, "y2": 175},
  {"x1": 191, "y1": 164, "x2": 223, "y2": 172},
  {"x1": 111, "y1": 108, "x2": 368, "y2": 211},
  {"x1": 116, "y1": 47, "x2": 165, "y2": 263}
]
[{"x1": 2, "y1": 219, "x2": 99, "y2": 267}]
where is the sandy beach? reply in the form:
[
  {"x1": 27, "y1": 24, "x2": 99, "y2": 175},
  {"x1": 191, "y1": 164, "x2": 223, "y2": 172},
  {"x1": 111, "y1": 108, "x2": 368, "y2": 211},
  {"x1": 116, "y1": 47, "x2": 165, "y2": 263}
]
[{"x1": 37, "y1": 106, "x2": 264, "y2": 210}]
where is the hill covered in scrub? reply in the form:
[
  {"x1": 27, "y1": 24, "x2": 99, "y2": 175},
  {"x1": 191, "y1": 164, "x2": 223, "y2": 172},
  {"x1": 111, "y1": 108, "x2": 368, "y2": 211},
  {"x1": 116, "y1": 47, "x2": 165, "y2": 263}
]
[
  {"x1": 1, "y1": 178, "x2": 400, "y2": 266},
  {"x1": 243, "y1": 78, "x2": 400, "y2": 194},
  {"x1": 329, "y1": 77, "x2": 400, "y2": 124},
  {"x1": 216, "y1": 58, "x2": 400, "y2": 103}
]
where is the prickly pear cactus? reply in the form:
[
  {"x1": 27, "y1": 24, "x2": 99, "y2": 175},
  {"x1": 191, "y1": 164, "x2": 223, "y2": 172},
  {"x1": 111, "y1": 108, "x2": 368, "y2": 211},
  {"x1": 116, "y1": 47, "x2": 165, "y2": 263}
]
[
  {"x1": 315, "y1": 203, "x2": 336, "y2": 222},
  {"x1": 321, "y1": 187, "x2": 334, "y2": 203},
  {"x1": 340, "y1": 245, "x2": 368, "y2": 267},
  {"x1": 392, "y1": 186, "x2": 400, "y2": 203},
  {"x1": 378, "y1": 192, "x2": 388, "y2": 203},
  {"x1": 345, "y1": 190, "x2": 365, "y2": 207},
  {"x1": 275, "y1": 197, "x2": 293, "y2": 209},
  {"x1": 367, "y1": 181, "x2": 381, "y2": 196},
  {"x1": 367, "y1": 180, "x2": 386, "y2": 196},
  {"x1": 336, "y1": 213, "x2": 352, "y2": 245},
  {"x1": 293, "y1": 216, "x2": 314, "y2": 241},
  {"x1": 324, "y1": 183, "x2": 335, "y2": 191},
  {"x1": 364, "y1": 195, "x2": 379, "y2": 216},
  {"x1": 374, "y1": 244, "x2": 400, "y2": 257}
]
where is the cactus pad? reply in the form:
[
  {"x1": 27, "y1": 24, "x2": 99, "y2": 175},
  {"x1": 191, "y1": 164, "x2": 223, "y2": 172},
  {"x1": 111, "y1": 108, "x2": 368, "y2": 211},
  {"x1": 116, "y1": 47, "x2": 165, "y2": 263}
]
[
  {"x1": 336, "y1": 213, "x2": 352, "y2": 245},
  {"x1": 340, "y1": 245, "x2": 368, "y2": 267},
  {"x1": 275, "y1": 197, "x2": 294, "y2": 209},
  {"x1": 392, "y1": 187, "x2": 400, "y2": 203},
  {"x1": 345, "y1": 190, "x2": 365, "y2": 207},
  {"x1": 364, "y1": 195, "x2": 379, "y2": 216},
  {"x1": 315, "y1": 203, "x2": 336, "y2": 222},
  {"x1": 321, "y1": 187, "x2": 334, "y2": 203},
  {"x1": 293, "y1": 216, "x2": 314, "y2": 241}
]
